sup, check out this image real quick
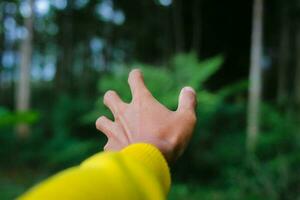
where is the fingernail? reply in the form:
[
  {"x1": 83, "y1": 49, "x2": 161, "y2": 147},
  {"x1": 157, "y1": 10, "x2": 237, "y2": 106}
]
[
  {"x1": 183, "y1": 86, "x2": 196, "y2": 94},
  {"x1": 131, "y1": 68, "x2": 141, "y2": 73}
]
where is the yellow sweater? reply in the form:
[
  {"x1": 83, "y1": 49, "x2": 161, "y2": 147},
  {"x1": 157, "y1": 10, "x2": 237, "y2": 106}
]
[{"x1": 18, "y1": 143, "x2": 171, "y2": 200}]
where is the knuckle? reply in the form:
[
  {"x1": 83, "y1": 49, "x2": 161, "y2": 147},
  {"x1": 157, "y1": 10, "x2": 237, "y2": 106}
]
[
  {"x1": 116, "y1": 105, "x2": 125, "y2": 116},
  {"x1": 190, "y1": 112, "x2": 197, "y2": 123},
  {"x1": 181, "y1": 110, "x2": 197, "y2": 125},
  {"x1": 137, "y1": 89, "x2": 152, "y2": 100},
  {"x1": 189, "y1": 113, "x2": 197, "y2": 125}
]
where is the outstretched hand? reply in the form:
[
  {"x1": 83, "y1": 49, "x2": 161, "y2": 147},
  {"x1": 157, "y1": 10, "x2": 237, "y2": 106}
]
[{"x1": 96, "y1": 69, "x2": 197, "y2": 162}]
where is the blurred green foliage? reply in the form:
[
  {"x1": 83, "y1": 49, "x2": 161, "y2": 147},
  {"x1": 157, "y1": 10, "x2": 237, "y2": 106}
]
[
  {"x1": 1, "y1": 53, "x2": 299, "y2": 199},
  {"x1": 0, "y1": 107, "x2": 39, "y2": 128}
]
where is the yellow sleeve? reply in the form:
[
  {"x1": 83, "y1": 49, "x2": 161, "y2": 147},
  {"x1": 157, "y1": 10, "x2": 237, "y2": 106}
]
[{"x1": 18, "y1": 143, "x2": 171, "y2": 200}]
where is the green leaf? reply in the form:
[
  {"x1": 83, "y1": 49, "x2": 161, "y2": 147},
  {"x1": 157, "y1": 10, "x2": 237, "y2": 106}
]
[
  {"x1": 217, "y1": 80, "x2": 249, "y2": 99},
  {"x1": 171, "y1": 53, "x2": 223, "y2": 89}
]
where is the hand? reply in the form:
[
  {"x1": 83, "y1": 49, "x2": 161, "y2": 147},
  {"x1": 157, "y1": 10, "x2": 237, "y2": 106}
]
[{"x1": 96, "y1": 69, "x2": 197, "y2": 162}]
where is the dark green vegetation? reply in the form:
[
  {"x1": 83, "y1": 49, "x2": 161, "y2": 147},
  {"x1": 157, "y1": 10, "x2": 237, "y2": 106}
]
[{"x1": 1, "y1": 0, "x2": 300, "y2": 199}]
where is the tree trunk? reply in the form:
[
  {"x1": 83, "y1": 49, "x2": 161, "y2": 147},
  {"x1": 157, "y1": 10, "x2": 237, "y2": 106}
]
[
  {"x1": 246, "y1": 0, "x2": 264, "y2": 153},
  {"x1": 295, "y1": 24, "x2": 300, "y2": 120},
  {"x1": 15, "y1": 0, "x2": 34, "y2": 138},
  {"x1": 277, "y1": 2, "x2": 289, "y2": 106},
  {"x1": 162, "y1": 10, "x2": 172, "y2": 61},
  {"x1": 102, "y1": 23, "x2": 113, "y2": 71},
  {"x1": 0, "y1": 6, "x2": 4, "y2": 97},
  {"x1": 192, "y1": 0, "x2": 201, "y2": 55},
  {"x1": 55, "y1": 0, "x2": 73, "y2": 92},
  {"x1": 172, "y1": 0, "x2": 184, "y2": 53}
]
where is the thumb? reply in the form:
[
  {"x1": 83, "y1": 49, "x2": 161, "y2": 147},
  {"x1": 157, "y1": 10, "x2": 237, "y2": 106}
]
[{"x1": 177, "y1": 86, "x2": 197, "y2": 113}]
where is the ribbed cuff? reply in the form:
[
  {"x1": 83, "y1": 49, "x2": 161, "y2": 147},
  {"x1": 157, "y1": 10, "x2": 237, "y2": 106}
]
[{"x1": 121, "y1": 143, "x2": 171, "y2": 194}]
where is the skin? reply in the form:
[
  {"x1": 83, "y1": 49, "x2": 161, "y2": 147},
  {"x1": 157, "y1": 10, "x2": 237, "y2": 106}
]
[{"x1": 96, "y1": 69, "x2": 197, "y2": 163}]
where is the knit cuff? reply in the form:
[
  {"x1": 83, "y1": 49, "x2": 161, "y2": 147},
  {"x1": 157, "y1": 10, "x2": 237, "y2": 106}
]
[{"x1": 121, "y1": 143, "x2": 171, "y2": 194}]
